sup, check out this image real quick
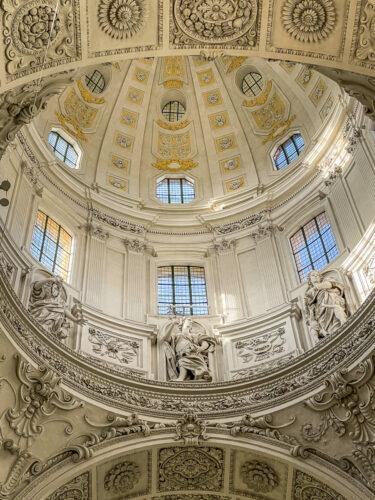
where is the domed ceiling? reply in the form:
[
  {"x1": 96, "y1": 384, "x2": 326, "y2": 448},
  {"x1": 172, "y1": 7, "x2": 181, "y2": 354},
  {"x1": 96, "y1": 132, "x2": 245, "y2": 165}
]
[{"x1": 31, "y1": 56, "x2": 340, "y2": 219}]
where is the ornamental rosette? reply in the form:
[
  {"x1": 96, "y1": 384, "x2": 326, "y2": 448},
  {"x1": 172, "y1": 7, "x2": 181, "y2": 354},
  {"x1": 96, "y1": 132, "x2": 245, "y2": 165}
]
[
  {"x1": 281, "y1": 0, "x2": 337, "y2": 43},
  {"x1": 240, "y1": 460, "x2": 279, "y2": 493},
  {"x1": 104, "y1": 461, "x2": 140, "y2": 492},
  {"x1": 98, "y1": 0, "x2": 146, "y2": 40}
]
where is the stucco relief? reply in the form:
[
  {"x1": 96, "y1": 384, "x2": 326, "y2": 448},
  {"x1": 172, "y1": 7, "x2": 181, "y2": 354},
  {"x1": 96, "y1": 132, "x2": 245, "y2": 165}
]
[
  {"x1": 281, "y1": 0, "x2": 337, "y2": 43},
  {"x1": 171, "y1": 0, "x2": 259, "y2": 48},
  {"x1": 356, "y1": 0, "x2": 375, "y2": 62},
  {"x1": 47, "y1": 472, "x2": 90, "y2": 500},
  {"x1": 158, "y1": 446, "x2": 224, "y2": 491},
  {"x1": 88, "y1": 328, "x2": 139, "y2": 365},
  {"x1": 98, "y1": 0, "x2": 146, "y2": 40},
  {"x1": 235, "y1": 328, "x2": 286, "y2": 365},
  {"x1": 293, "y1": 470, "x2": 346, "y2": 500},
  {"x1": 2, "y1": 0, "x2": 81, "y2": 80}
]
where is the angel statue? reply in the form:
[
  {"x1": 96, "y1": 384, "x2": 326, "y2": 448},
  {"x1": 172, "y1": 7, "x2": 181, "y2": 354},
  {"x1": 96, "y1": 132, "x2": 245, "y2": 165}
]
[
  {"x1": 160, "y1": 316, "x2": 216, "y2": 382},
  {"x1": 304, "y1": 270, "x2": 349, "y2": 341},
  {"x1": 28, "y1": 276, "x2": 85, "y2": 340}
]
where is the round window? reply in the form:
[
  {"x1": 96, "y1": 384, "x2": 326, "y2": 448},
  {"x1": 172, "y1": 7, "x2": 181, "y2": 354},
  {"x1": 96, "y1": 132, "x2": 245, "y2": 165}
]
[
  {"x1": 85, "y1": 70, "x2": 106, "y2": 94},
  {"x1": 241, "y1": 72, "x2": 264, "y2": 97},
  {"x1": 162, "y1": 100, "x2": 186, "y2": 122}
]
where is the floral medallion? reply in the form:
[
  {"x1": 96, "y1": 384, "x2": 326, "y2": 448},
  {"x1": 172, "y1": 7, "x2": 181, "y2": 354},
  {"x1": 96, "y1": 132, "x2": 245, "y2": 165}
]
[
  {"x1": 281, "y1": 0, "x2": 337, "y2": 43},
  {"x1": 104, "y1": 461, "x2": 140, "y2": 492},
  {"x1": 173, "y1": 0, "x2": 258, "y2": 44},
  {"x1": 240, "y1": 460, "x2": 279, "y2": 493},
  {"x1": 159, "y1": 447, "x2": 223, "y2": 491},
  {"x1": 98, "y1": 0, "x2": 146, "y2": 40}
]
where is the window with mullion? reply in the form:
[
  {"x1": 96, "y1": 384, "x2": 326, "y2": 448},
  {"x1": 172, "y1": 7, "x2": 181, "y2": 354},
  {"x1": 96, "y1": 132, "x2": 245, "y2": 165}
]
[
  {"x1": 156, "y1": 178, "x2": 195, "y2": 204},
  {"x1": 30, "y1": 210, "x2": 72, "y2": 281},
  {"x1": 290, "y1": 212, "x2": 338, "y2": 283},
  {"x1": 48, "y1": 131, "x2": 79, "y2": 169},
  {"x1": 273, "y1": 133, "x2": 305, "y2": 171},
  {"x1": 158, "y1": 265, "x2": 208, "y2": 315}
]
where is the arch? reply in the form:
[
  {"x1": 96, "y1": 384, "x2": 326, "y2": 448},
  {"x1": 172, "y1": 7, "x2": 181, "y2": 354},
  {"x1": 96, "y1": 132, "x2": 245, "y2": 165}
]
[{"x1": 17, "y1": 431, "x2": 371, "y2": 500}]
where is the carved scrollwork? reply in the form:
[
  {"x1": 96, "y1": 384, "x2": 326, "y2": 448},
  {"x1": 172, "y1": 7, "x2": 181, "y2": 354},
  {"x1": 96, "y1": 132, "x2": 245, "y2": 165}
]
[
  {"x1": 175, "y1": 408, "x2": 208, "y2": 445},
  {"x1": 356, "y1": 0, "x2": 375, "y2": 62},
  {"x1": 5, "y1": 355, "x2": 83, "y2": 445},
  {"x1": 302, "y1": 357, "x2": 375, "y2": 445}
]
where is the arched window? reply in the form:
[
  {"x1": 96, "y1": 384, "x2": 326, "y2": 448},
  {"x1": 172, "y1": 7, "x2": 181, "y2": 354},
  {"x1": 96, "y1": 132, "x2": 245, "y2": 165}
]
[
  {"x1": 290, "y1": 212, "x2": 339, "y2": 282},
  {"x1": 158, "y1": 265, "x2": 208, "y2": 315},
  {"x1": 85, "y1": 69, "x2": 106, "y2": 94},
  {"x1": 273, "y1": 133, "x2": 305, "y2": 170},
  {"x1": 162, "y1": 100, "x2": 186, "y2": 122},
  {"x1": 30, "y1": 210, "x2": 72, "y2": 281},
  {"x1": 48, "y1": 131, "x2": 79, "y2": 169},
  {"x1": 156, "y1": 178, "x2": 195, "y2": 204},
  {"x1": 241, "y1": 72, "x2": 263, "y2": 97}
]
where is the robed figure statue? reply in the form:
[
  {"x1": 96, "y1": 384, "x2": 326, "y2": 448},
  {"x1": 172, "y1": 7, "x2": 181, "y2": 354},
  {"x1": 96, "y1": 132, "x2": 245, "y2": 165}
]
[
  {"x1": 161, "y1": 317, "x2": 216, "y2": 382},
  {"x1": 304, "y1": 270, "x2": 349, "y2": 341}
]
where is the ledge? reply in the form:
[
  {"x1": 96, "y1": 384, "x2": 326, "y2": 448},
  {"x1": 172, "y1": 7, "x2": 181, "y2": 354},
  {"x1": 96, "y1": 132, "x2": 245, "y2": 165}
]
[{"x1": 0, "y1": 263, "x2": 374, "y2": 418}]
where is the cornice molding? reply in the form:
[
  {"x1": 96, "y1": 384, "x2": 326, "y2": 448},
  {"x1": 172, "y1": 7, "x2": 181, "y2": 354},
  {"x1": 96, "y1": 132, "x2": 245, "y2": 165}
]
[{"x1": 0, "y1": 265, "x2": 374, "y2": 418}]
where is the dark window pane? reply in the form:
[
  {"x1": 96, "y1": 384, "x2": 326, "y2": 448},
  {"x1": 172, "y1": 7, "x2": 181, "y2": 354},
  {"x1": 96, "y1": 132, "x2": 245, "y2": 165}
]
[
  {"x1": 290, "y1": 212, "x2": 338, "y2": 283},
  {"x1": 85, "y1": 70, "x2": 105, "y2": 94},
  {"x1": 162, "y1": 101, "x2": 185, "y2": 122}
]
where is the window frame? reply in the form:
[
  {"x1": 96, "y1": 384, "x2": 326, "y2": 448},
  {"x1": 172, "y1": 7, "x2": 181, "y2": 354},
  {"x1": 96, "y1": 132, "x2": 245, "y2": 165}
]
[
  {"x1": 272, "y1": 132, "x2": 305, "y2": 171},
  {"x1": 48, "y1": 128, "x2": 82, "y2": 169},
  {"x1": 289, "y1": 211, "x2": 339, "y2": 283},
  {"x1": 157, "y1": 265, "x2": 209, "y2": 316},
  {"x1": 85, "y1": 69, "x2": 106, "y2": 94},
  {"x1": 161, "y1": 100, "x2": 186, "y2": 122},
  {"x1": 30, "y1": 210, "x2": 73, "y2": 281},
  {"x1": 156, "y1": 177, "x2": 196, "y2": 204},
  {"x1": 241, "y1": 71, "x2": 264, "y2": 97}
]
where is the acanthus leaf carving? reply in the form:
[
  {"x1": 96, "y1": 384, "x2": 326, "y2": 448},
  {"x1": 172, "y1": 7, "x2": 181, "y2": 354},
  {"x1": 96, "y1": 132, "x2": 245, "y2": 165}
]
[
  {"x1": 302, "y1": 357, "x2": 375, "y2": 445},
  {"x1": 175, "y1": 408, "x2": 208, "y2": 445},
  {"x1": 5, "y1": 355, "x2": 83, "y2": 445}
]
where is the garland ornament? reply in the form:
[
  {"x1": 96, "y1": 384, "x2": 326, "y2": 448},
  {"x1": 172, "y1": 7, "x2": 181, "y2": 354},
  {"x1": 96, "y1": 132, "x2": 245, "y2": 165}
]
[{"x1": 281, "y1": 0, "x2": 337, "y2": 43}]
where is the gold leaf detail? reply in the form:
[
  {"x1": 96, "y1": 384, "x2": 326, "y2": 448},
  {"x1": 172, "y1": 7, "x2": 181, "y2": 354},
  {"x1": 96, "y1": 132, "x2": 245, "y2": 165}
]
[
  {"x1": 226, "y1": 56, "x2": 247, "y2": 73},
  {"x1": 163, "y1": 80, "x2": 183, "y2": 89},
  {"x1": 262, "y1": 115, "x2": 297, "y2": 144},
  {"x1": 55, "y1": 112, "x2": 87, "y2": 142},
  {"x1": 156, "y1": 119, "x2": 190, "y2": 130},
  {"x1": 77, "y1": 80, "x2": 105, "y2": 104},
  {"x1": 243, "y1": 81, "x2": 273, "y2": 108},
  {"x1": 152, "y1": 157, "x2": 198, "y2": 172}
]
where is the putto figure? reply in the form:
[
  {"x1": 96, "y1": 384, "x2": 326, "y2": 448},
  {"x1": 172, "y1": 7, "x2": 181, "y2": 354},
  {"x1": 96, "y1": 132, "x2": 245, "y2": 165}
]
[
  {"x1": 28, "y1": 276, "x2": 85, "y2": 340},
  {"x1": 161, "y1": 316, "x2": 216, "y2": 382},
  {"x1": 304, "y1": 270, "x2": 349, "y2": 341}
]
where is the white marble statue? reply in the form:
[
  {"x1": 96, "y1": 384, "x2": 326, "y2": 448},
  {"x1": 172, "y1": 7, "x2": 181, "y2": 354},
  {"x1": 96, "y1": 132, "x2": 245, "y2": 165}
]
[
  {"x1": 161, "y1": 317, "x2": 216, "y2": 382},
  {"x1": 304, "y1": 270, "x2": 349, "y2": 341},
  {"x1": 28, "y1": 276, "x2": 85, "y2": 340}
]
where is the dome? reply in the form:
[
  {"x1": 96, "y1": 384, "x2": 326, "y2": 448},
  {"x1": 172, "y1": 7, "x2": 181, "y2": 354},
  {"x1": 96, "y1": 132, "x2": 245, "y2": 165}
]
[{"x1": 0, "y1": 3, "x2": 375, "y2": 500}]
